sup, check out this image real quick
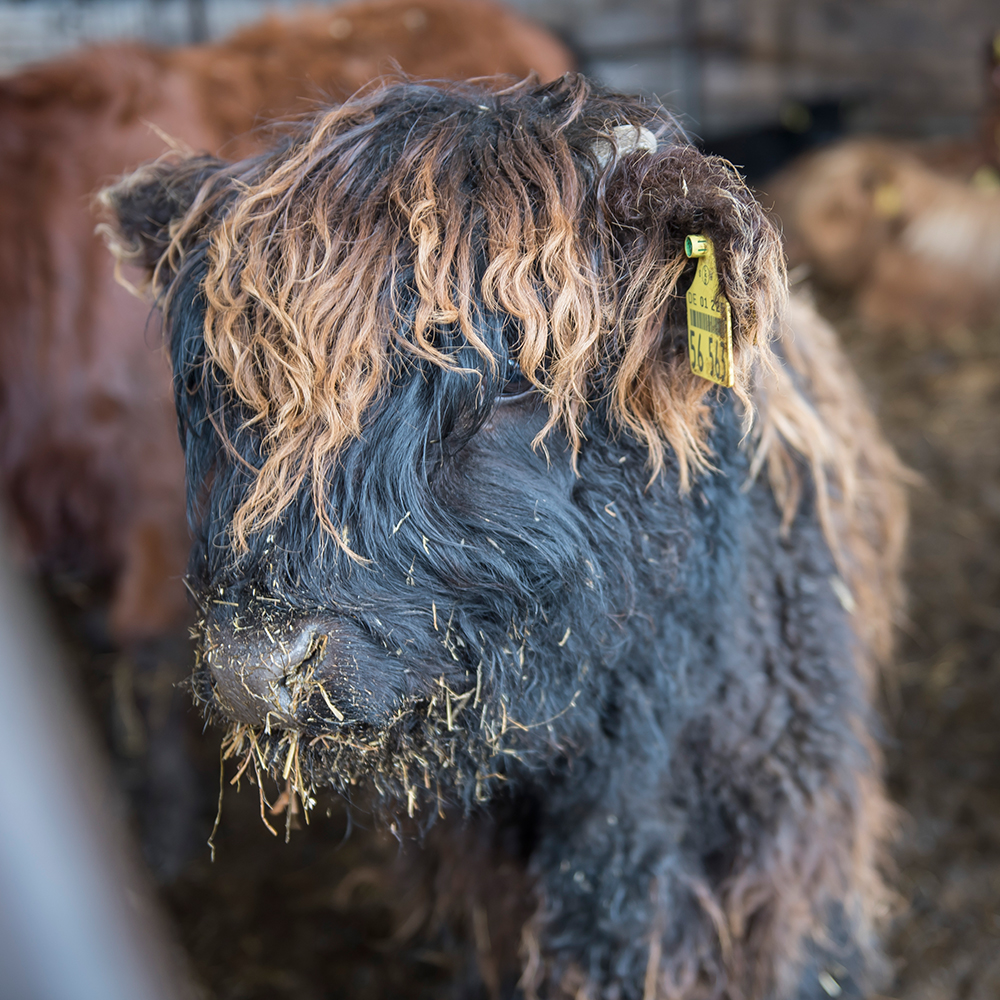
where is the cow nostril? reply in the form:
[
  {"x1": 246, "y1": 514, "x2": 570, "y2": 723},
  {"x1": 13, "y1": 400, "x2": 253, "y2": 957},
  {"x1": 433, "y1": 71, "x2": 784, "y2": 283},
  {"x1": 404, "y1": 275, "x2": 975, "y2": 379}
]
[
  {"x1": 283, "y1": 632, "x2": 346, "y2": 720},
  {"x1": 278, "y1": 623, "x2": 322, "y2": 675},
  {"x1": 292, "y1": 631, "x2": 328, "y2": 676},
  {"x1": 205, "y1": 620, "x2": 332, "y2": 727}
]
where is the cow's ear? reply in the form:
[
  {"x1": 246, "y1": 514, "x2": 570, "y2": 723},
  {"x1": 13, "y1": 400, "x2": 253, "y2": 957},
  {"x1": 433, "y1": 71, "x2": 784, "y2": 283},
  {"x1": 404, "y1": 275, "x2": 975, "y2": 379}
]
[
  {"x1": 98, "y1": 154, "x2": 229, "y2": 295},
  {"x1": 589, "y1": 143, "x2": 786, "y2": 487},
  {"x1": 600, "y1": 144, "x2": 786, "y2": 358}
]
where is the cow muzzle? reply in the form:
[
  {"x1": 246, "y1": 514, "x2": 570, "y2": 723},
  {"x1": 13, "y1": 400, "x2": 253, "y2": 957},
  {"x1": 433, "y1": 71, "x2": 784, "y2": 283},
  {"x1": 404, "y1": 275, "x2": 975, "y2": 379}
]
[{"x1": 199, "y1": 606, "x2": 400, "y2": 729}]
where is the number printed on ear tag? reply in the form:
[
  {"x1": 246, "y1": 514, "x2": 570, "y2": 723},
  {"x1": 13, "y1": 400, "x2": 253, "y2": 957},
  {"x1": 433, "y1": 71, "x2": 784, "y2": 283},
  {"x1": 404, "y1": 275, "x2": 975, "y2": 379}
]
[{"x1": 684, "y1": 234, "x2": 734, "y2": 388}]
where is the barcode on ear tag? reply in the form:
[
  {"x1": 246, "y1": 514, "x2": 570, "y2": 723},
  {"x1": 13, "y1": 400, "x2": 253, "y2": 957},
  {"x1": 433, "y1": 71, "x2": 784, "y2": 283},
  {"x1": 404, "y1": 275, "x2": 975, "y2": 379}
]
[{"x1": 684, "y1": 234, "x2": 734, "y2": 388}]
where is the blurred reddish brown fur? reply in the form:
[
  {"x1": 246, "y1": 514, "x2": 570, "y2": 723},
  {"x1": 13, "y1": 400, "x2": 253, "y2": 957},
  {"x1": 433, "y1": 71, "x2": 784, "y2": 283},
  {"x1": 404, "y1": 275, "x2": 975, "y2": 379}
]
[{"x1": 0, "y1": 0, "x2": 572, "y2": 644}]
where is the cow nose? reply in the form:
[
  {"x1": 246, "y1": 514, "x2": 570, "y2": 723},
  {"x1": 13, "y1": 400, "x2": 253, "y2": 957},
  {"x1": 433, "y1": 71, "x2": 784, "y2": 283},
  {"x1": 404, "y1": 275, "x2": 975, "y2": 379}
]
[
  {"x1": 199, "y1": 603, "x2": 405, "y2": 728},
  {"x1": 202, "y1": 616, "x2": 326, "y2": 726}
]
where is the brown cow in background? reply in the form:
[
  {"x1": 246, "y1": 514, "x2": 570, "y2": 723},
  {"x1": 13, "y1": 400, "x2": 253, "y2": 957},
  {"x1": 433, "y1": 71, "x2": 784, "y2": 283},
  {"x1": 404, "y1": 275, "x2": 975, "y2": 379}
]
[
  {"x1": 0, "y1": 0, "x2": 572, "y2": 648},
  {"x1": 764, "y1": 31, "x2": 1000, "y2": 338},
  {"x1": 766, "y1": 138, "x2": 1000, "y2": 335}
]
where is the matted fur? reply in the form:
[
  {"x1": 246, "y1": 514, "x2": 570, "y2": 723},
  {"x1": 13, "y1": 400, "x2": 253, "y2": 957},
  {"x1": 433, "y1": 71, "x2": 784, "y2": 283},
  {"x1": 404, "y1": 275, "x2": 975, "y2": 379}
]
[
  {"x1": 103, "y1": 75, "x2": 908, "y2": 1000},
  {"x1": 754, "y1": 293, "x2": 909, "y2": 678},
  {"x1": 106, "y1": 75, "x2": 787, "y2": 553},
  {"x1": 105, "y1": 76, "x2": 906, "y2": 667}
]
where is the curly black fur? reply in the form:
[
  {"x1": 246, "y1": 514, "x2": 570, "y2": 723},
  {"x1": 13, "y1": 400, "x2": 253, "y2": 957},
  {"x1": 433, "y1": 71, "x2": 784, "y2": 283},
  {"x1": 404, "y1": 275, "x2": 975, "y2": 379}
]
[{"x1": 104, "y1": 76, "x2": 889, "y2": 1000}]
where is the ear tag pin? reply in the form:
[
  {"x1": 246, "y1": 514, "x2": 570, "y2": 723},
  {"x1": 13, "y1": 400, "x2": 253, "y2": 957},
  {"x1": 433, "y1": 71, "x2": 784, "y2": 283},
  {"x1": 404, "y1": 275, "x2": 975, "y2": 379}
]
[{"x1": 684, "y1": 234, "x2": 734, "y2": 388}]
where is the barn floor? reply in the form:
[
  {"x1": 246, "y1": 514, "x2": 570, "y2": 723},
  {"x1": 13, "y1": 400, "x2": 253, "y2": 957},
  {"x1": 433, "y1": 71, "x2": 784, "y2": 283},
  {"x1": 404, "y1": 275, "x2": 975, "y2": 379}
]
[
  {"x1": 72, "y1": 291, "x2": 1000, "y2": 999},
  {"x1": 824, "y1": 296, "x2": 1000, "y2": 1000}
]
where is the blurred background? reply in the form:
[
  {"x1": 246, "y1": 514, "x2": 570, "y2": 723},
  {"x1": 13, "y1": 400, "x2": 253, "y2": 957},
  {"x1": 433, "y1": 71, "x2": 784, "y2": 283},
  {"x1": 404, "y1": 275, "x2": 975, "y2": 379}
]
[
  {"x1": 0, "y1": 1, "x2": 998, "y2": 998},
  {"x1": 0, "y1": 0, "x2": 995, "y2": 139}
]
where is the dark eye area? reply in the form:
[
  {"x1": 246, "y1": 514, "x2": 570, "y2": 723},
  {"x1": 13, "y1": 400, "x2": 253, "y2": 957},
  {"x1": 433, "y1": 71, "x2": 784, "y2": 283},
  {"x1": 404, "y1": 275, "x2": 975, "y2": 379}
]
[{"x1": 498, "y1": 355, "x2": 535, "y2": 400}]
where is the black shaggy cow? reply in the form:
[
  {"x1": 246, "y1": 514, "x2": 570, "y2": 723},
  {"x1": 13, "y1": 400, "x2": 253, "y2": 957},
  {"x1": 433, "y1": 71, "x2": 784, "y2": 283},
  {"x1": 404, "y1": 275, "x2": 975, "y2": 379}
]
[{"x1": 104, "y1": 76, "x2": 907, "y2": 999}]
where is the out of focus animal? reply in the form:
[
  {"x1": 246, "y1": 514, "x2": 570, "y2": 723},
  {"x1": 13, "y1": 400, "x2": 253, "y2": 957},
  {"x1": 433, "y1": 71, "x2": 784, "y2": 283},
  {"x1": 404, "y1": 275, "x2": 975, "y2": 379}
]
[
  {"x1": 765, "y1": 32, "x2": 1000, "y2": 335},
  {"x1": 105, "y1": 75, "x2": 907, "y2": 999},
  {"x1": 0, "y1": 0, "x2": 572, "y2": 649},
  {"x1": 767, "y1": 138, "x2": 1000, "y2": 333}
]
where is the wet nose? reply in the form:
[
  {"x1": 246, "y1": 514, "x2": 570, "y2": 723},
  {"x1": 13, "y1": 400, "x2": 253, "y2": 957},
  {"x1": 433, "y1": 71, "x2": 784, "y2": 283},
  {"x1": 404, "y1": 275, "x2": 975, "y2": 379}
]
[{"x1": 202, "y1": 615, "x2": 327, "y2": 726}]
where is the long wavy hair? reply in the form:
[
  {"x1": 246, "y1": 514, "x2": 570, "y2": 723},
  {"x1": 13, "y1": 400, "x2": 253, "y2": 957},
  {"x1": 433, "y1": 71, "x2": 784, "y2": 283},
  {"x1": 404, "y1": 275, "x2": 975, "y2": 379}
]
[
  {"x1": 104, "y1": 72, "x2": 906, "y2": 671},
  {"x1": 105, "y1": 76, "x2": 786, "y2": 540}
]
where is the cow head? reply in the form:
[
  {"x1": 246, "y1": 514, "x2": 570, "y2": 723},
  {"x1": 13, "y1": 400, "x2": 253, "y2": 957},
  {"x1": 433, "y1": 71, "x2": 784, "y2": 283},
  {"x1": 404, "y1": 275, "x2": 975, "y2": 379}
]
[{"x1": 102, "y1": 75, "x2": 784, "y2": 814}]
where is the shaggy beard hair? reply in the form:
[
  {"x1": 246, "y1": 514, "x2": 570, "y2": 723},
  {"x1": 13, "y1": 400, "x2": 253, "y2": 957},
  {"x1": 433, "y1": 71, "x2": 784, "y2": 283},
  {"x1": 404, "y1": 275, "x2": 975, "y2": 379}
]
[{"x1": 189, "y1": 631, "x2": 554, "y2": 825}]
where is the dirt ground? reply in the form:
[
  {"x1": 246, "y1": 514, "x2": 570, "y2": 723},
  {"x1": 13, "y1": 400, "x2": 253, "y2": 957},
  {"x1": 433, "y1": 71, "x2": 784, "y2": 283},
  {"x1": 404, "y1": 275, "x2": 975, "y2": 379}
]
[
  {"x1": 821, "y1": 297, "x2": 1000, "y2": 1000},
  {"x1": 65, "y1": 288, "x2": 1000, "y2": 999}
]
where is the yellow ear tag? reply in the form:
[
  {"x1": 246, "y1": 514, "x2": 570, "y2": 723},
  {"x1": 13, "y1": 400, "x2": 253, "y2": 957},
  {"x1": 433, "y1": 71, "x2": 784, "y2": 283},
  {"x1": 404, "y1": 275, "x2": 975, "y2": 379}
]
[{"x1": 684, "y1": 234, "x2": 734, "y2": 388}]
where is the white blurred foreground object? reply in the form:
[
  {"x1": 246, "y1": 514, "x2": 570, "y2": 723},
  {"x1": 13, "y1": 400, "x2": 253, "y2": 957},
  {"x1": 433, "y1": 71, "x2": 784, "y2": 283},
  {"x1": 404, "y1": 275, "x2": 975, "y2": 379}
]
[{"x1": 0, "y1": 528, "x2": 192, "y2": 1000}]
